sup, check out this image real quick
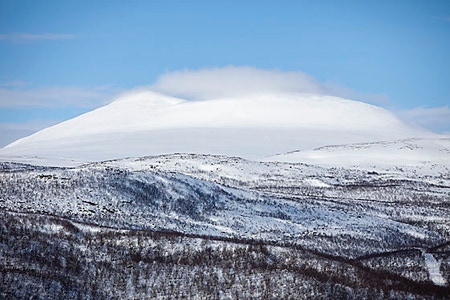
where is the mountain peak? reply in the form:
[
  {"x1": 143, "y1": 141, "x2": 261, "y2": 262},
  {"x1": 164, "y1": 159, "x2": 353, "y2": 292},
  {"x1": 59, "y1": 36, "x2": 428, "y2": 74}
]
[{"x1": 0, "y1": 92, "x2": 436, "y2": 165}]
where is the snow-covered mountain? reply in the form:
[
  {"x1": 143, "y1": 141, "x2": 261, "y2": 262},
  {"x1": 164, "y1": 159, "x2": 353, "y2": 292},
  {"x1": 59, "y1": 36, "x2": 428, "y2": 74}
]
[
  {"x1": 1, "y1": 91, "x2": 449, "y2": 298},
  {"x1": 0, "y1": 91, "x2": 438, "y2": 166}
]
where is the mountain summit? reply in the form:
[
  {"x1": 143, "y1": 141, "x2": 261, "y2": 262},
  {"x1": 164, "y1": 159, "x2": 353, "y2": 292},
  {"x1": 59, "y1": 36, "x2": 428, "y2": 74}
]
[{"x1": 0, "y1": 91, "x2": 435, "y2": 165}]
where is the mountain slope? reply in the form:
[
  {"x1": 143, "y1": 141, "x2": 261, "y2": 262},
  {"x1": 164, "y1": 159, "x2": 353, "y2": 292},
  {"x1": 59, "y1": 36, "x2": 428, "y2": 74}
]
[{"x1": 0, "y1": 91, "x2": 435, "y2": 165}]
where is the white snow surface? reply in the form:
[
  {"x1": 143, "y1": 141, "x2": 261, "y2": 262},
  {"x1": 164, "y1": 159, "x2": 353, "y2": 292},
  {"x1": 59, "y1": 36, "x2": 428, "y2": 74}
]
[{"x1": 0, "y1": 91, "x2": 439, "y2": 167}]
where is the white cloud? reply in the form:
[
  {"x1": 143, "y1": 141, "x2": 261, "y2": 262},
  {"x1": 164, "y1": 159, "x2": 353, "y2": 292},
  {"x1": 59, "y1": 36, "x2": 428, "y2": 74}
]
[
  {"x1": 322, "y1": 81, "x2": 389, "y2": 104},
  {"x1": 0, "y1": 80, "x2": 28, "y2": 88},
  {"x1": 0, "y1": 32, "x2": 76, "y2": 42},
  {"x1": 0, "y1": 83, "x2": 121, "y2": 146},
  {"x1": 0, "y1": 85, "x2": 118, "y2": 108},
  {"x1": 398, "y1": 106, "x2": 450, "y2": 133},
  {"x1": 0, "y1": 120, "x2": 59, "y2": 131},
  {"x1": 151, "y1": 66, "x2": 322, "y2": 99},
  {"x1": 0, "y1": 84, "x2": 121, "y2": 146},
  {"x1": 150, "y1": 66, "x2": 388, "y2": 103},
  {"x1": 0, "y1": 120, "x2": 60, "y2": 147}
]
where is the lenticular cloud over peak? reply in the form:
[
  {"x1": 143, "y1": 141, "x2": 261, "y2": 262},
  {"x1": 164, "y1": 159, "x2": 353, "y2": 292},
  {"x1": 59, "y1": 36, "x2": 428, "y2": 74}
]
[{"x1": 150, "y1": 66, "x2": 325, "y2": 100}]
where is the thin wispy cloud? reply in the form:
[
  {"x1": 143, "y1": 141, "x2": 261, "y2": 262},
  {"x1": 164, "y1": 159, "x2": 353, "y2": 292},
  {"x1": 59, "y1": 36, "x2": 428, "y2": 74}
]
[
  {"x1": 0, "y1": 120, "x2": 61, "y2": 147},
  {"x1": 150, "y1": 66, "x2": 388, "y2": 104},
  {"x1": 321, "y1": 82, "x2": 389, "y2": 105},
  {"x1": 0, "y1": 83, "x2": 119, "y2": 147},
  {"x1": 0, "y1": 32, "x2": 76, "y2": 42},
  {"x1": 0, "y1": 85, "x2": 117, "y2": 108},
  {"x1": 0, "y1": 120, "x2": 59, "y2": 131},
  {"x1": 398, "y1": 106, "x2": 450, "y2": 134},
  {"x1": 0, "y1": 80, "x2": 28, "y2": 88}
]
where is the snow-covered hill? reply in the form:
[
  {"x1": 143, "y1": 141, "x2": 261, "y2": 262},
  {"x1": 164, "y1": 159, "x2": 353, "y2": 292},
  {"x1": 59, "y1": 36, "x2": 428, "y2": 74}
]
[
  {"x1": 1, "y1": 153, "x2": 449, "y2": 297},
  {"x1": 0, "y1": 91, "x2": 437, "y2": 166}
]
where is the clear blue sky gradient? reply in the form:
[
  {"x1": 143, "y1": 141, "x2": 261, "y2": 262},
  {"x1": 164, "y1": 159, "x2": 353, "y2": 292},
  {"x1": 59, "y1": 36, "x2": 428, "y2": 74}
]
[{"x1": 0, "y1": 0, "x2": 449, "y2": 146}]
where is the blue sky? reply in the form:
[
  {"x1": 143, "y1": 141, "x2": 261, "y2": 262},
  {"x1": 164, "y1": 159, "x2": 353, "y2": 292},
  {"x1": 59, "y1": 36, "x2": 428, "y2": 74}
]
[{"x1": 0, "y1": 0, "x2": 449, "y2": 147}]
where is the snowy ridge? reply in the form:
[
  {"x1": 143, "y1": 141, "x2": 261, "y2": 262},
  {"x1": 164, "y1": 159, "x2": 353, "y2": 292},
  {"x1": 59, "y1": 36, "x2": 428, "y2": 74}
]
[
  {"x1": 267, "y1": 137, "x2": 450, "y2": 175},
  {"x1": 2, "y1": 154, "x2": 448, "y2": 258}
]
